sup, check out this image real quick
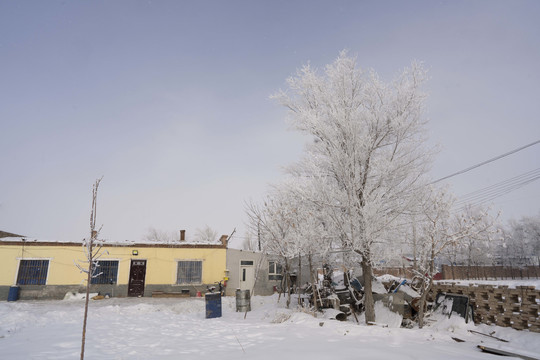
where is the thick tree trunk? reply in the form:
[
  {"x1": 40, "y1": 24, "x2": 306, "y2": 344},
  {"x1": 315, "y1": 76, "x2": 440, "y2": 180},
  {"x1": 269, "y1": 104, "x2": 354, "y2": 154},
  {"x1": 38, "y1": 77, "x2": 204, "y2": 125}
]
[
  {"x1": 419, "y1": 247, "x2": 436, "y2": 328},
  {"x1": 297, "y1": 254, "x2": 302, "y2": 306},
  {"x1": 417, "y1": 279, "x2": 432, "y2": 329},
  {"x1": 285, "y1": 259, "x2": 291, "y2": 308},
  {"x1": 361, "y1": 260, "x2": 375, "y2": 324},
  {"x1": 308, "y1": 253, "x2": 319, "y2": 311}
]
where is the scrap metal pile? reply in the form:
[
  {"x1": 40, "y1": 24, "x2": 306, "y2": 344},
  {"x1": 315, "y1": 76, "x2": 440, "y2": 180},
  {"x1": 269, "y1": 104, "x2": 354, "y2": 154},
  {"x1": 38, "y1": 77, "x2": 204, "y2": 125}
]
[{"x1": 303, "y1": 265, "x2": 426, "y2": 325}]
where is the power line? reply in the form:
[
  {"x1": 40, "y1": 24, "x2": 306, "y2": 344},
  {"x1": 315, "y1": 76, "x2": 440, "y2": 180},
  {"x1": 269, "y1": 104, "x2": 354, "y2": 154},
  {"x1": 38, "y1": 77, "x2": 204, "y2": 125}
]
[
  {"x1": 454, "y1": 168, "x2": 540, "y2": 206},
  {"x1": 432, "y1": 139, "x2": 540, "y2": 184},
  {"x1": 453, "y1": 168, "x2": 540, "y2": 212}
]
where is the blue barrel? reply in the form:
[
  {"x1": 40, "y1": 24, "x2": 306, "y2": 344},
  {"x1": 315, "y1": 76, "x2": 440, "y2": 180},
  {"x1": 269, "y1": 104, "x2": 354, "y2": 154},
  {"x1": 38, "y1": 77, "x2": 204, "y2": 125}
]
[
  {"x1": 205, "y1": 292, "x2": 222, "y2": 319},
  {"x1": 7, "y1": 286, "x2": 20, "y2": 302}
]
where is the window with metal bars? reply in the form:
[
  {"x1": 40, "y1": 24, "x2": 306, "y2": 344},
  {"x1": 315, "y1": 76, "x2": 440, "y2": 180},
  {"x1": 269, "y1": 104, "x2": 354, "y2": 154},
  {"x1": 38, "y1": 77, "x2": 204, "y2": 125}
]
[
  {"x1": 91, "y1": 260, "x2": 119, "y2": 284},
  {"x1": 177, "y1": 261, "x2": 202, "y2": 284},
  {"x1": 17, "y1": 259, "x2": 49, "y2": 285}
]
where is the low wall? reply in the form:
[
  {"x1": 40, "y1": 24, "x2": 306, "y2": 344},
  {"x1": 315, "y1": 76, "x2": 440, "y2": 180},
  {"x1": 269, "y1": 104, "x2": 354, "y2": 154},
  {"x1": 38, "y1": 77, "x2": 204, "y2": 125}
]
[
  {"x1": 1, "y1": 283, "x2": 240, "y2": 301},
  {"x1": 430, "y1": 283, "x2": 540, "y2": 332},
  {"x1": 0, "y1": 285, "x2": 129, "y2": 301}
]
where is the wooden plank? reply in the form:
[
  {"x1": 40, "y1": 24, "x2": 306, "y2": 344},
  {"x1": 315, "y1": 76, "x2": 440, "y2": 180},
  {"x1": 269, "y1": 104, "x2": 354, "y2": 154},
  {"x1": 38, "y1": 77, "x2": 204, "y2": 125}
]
[
  {"x1": 152, "y1": 291, "x2": 190, "y2": 298},
  {"x1": 468, "y1": 330, "x2": 509, "y2": 342},
  {"x1": 477, "y1": 345, "x2": 540, "y2": 360}
]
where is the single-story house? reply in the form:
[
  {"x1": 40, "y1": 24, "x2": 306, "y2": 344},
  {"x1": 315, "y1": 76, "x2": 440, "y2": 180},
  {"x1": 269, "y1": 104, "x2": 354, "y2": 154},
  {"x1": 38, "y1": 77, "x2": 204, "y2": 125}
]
[
  {"x1": 0, "y1": 230, "x2": 284, "y2": 300},
  {"x1": 225, "y1": 249, "x2": 282, "y2": 296},
  {"x1": 0, "y1": 230, "x2": 228, "y2": 300}
]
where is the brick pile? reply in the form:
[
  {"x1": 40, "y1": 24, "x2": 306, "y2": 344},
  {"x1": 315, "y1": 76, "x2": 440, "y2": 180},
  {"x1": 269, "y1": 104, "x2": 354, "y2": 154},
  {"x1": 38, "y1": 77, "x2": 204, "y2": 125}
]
[{"x1": 430, "y1": 283, "x2": 540, "y2": 332}]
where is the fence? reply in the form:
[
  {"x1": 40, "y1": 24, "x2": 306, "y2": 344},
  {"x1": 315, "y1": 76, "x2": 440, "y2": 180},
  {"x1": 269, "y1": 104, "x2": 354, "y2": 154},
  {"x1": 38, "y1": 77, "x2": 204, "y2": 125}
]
[
  {"x1": 373, "y1": 265, "x2": 540, "y2": 281},
  {"x1": 440, "y1": 265, "x2": 540, "y2": 280}
]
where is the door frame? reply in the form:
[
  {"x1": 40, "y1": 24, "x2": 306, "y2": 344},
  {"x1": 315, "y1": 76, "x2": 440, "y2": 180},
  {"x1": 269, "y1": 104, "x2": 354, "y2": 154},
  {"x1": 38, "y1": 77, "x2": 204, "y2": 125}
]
[
  {"x1": 128, "y1": 259, "x2": 147, "y2": 297},
  {"x1": 239, "y1": 260, "x2": 255, "y2": 292}
]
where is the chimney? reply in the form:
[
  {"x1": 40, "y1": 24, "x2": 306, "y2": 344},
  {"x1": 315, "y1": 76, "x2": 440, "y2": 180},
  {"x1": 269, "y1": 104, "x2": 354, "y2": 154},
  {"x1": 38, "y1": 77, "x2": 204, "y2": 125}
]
[
  {"x1": 180, "y1": 230, "x2": 186, "y2": 241},
  {"x1": 219, "y1": 235, "x2": 228, "y2": 248}
]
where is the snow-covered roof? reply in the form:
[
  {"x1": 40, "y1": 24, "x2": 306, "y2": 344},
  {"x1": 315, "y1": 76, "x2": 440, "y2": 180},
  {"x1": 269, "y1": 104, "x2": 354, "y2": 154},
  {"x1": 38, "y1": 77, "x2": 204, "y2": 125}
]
[
  {"x1": 0, "y1": 236, "x2": 226, "y2": 247},
  {"x1": 0, "y1": 230, "x2": 24, "y2": 238}
]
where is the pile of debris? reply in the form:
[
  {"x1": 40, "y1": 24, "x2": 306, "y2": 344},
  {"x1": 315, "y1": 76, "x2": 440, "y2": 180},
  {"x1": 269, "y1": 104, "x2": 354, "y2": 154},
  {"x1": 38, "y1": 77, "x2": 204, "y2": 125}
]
[
  {"x1": 303, "y1": 265, "x2": 364, "y2": 321},
  {"x1": 303, "y1": 265, "x2": 425, "y2": 326}
]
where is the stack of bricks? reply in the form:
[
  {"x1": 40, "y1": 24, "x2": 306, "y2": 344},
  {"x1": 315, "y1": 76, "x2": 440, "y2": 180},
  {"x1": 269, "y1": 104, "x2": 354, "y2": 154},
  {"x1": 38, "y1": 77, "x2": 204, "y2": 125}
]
[{"x1": 430, "y1": 283, "x2": 540, "y2": 332}]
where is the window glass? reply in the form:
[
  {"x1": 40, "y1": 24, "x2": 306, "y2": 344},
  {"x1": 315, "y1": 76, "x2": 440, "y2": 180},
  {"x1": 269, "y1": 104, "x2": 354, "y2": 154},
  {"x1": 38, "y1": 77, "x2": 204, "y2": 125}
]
[
  {"x1": 17, "y1": 260, "x2": 49, "y2": 285},
  {"x1": 91, "y1": 260, "x2": 119, "y2": 284},
  {"x1": 268, "y1": 261, "x2": 283, "y2": 281},
  {"x1": 177, "y1": 261, "x2": 202, "y2": 284}
]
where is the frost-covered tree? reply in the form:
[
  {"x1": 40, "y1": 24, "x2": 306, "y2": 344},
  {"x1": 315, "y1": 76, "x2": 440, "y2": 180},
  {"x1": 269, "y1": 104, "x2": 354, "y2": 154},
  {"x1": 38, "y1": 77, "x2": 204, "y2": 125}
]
[
  {"x1": 504, "y1": 214, "x2": 540, "y2": 267},
  {"x1": 458, "y1": 205, "x2": 501, "y2": 279},
  {"x1": 272, "y1": 51, "x2": 434, "y2": 323},
  {"x1": 415, "y1": 187, "x2": 498, "y2": 327},
  {"x1": 282, "y1": 178, "x2": 336, "y2": 293},
  {"x1": 245, "y1": 190, "x2": 300, "y2": 308},
  {"x1": 246, "y1": 186, "x2": 320, "y2": 306}
]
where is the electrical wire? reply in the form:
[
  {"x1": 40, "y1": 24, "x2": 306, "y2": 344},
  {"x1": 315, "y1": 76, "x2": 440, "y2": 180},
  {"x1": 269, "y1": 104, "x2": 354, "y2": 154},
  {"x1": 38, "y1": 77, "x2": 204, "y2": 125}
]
[
  {"x1": 432, "y1": 139, "x2": 540, "y2": 184},
  {"x1": 454, "y1": 168, "x2": 540, "y2": 206},
  {"x1": 453, "y1": 168, "x2": 540, "y2": 212}
]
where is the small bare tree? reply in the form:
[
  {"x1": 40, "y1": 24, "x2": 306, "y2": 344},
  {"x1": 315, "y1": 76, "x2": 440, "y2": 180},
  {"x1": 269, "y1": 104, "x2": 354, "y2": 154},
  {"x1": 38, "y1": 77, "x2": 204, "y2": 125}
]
[
  {"x1": 241, "y1": 232, "x2": 258, "y2": 251},
  {"x1": 76, "y1": 177, "x2": 106, "y2": 360},
  {"x1": 143, "y1": 227, "x2": 177, "y2": 243},
  {"x1": 194, "y1": 225, "x2": 219, "y2": 243}
]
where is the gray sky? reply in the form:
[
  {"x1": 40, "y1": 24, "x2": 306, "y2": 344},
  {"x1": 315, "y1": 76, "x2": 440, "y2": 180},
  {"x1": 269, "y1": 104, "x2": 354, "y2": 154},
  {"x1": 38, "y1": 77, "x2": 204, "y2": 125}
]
[{"x1": 1, "y1": 0, "x2": 539, "y2": 248}]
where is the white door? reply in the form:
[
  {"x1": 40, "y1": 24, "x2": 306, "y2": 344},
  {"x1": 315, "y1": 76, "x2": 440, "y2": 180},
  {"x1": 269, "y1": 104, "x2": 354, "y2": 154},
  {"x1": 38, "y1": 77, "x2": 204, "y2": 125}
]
[{"x1": 239, "y1": 260, "x2": 255, "y2": 292}]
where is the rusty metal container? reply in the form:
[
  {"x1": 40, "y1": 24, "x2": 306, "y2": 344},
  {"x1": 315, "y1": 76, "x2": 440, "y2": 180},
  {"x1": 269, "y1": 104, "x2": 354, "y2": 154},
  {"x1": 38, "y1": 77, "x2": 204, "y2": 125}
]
[{"x1": 236, "y1": 289, "x2": 251, "y2": 312}]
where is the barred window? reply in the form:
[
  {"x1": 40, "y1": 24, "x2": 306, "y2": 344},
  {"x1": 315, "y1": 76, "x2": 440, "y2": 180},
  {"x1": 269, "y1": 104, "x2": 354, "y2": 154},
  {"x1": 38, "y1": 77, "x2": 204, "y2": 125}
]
[
  {"x1": 17, "y1": 259, "x2": 49, "y2": 285},
  {"x1": 91, "y1": 260, "x2": 119, "y2": 284},
  {"x1": 177, "y1": 261, "x2": 202, "y2": 284}
]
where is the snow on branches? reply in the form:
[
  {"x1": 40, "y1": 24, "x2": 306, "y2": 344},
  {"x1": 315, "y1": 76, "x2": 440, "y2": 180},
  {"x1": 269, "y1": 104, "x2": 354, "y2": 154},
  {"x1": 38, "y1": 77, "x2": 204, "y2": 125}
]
[
  {"x1": 262, "y1": 51, "x2": 436, "y2": 322},
  {"x1": 272, "y1": 51, "x2": 433, "y2": 263},
  {"x1": 75, "y1": 177, "x2": 108, "y2": 279}
]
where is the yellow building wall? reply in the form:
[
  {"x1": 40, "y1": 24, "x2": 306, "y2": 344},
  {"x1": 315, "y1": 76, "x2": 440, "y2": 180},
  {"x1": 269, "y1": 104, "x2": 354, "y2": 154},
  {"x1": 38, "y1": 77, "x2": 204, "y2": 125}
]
[
  {"x1": 0, "y1": 244, "x2": 227, "y2": 286},
  {"x1": 127, "y1": 246, "x2": 227, "y2": 285},
  {"x1": 0, "y1": 245, "x2": 25, "y2": 285}
]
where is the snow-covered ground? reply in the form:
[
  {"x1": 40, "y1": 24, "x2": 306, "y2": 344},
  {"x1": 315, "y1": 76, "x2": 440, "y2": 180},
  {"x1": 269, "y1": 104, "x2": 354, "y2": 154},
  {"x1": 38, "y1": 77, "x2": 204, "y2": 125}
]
[{"x1": 1, "y1": 294, "x2": 539, "y2": 360}]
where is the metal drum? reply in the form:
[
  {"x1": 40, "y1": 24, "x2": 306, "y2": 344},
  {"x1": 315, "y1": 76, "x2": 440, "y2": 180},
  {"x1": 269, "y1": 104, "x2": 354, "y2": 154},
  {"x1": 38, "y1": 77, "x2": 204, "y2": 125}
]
[{"x1": 236, "y1": 289, "x2": 251, "y2": 312}]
